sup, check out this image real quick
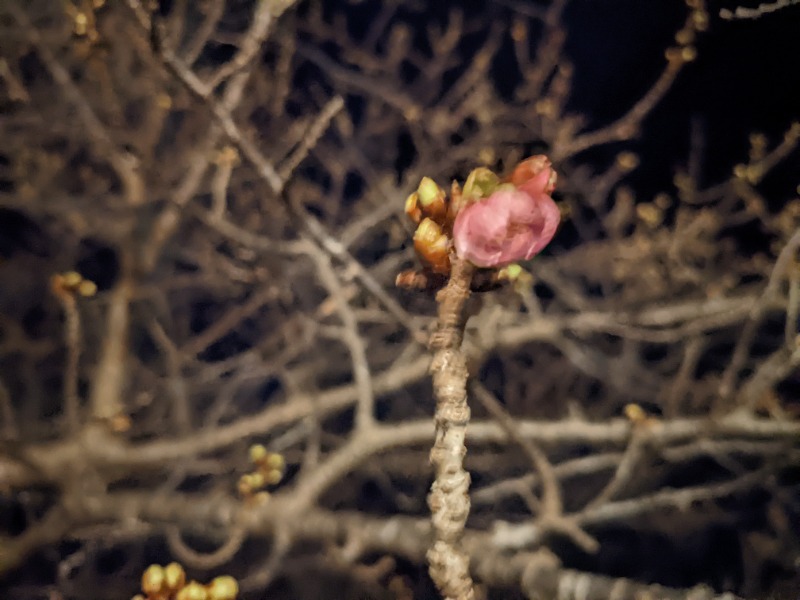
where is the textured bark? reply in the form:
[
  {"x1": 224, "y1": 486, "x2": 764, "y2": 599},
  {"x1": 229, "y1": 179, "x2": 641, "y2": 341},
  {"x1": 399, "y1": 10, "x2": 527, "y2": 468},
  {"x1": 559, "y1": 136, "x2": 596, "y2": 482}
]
[{"x1": 427, "y1": 257, "x2": 476, "y2": 600}]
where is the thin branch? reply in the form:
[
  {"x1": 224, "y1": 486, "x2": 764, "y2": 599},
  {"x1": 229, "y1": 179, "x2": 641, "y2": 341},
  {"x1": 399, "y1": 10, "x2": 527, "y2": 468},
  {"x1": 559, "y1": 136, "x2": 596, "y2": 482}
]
[
  {"x1": 718, "y1": 228, "x2": 800, "y2": 406},
  {"x1": 204, "y1": 0, "x2": 275, "y2": 91},
  {"x1": 165, "y1": 524, "x2": 247, "y2": 570},
  {"x1": 470, "y1": 381, "x2": 562, "y2": 517},
  {"x1": 277, "y1": 96, "x2": 345, "y2": 181},
  {"x1": 720, "y1": 0, "x2": 800, "y2": 19},
  {"x1": 58, "y1": 292, "x2": 82, "y2": 433},
  {"x1": 306, "y1": 243, "x2": 375, "y2": 431},
  {"x1": 89, "y1": 276, "x2": 132, "y2": 422}
]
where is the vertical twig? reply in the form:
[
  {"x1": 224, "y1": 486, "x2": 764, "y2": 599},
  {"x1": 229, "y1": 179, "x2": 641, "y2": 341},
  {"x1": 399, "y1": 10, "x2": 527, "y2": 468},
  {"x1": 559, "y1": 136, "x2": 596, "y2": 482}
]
[
  {"x1": 60, "y1": 293, "x2": 82, "y2": 433},
  {"x1": 427, "y1": 256, "x2": 476, "y2": 600},
  {"x1": 89, "y1": 276, "x2": 132, "y2": 422}
]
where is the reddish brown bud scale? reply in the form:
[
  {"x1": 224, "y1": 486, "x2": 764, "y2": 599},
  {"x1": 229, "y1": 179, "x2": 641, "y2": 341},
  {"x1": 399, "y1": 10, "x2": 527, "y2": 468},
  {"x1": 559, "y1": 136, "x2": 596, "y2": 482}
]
[{"x1": 413, "y1": 218, "x2": 451, "y2": 275}]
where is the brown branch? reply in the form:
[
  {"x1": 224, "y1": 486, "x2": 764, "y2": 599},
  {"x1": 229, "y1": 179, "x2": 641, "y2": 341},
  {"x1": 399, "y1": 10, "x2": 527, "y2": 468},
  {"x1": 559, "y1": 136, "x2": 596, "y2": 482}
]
[
  {"x1": 307, "y1": 243, "x2": 375, "y2": 431},
  {"x1": 277, "y1": 96, "x2": 346, "y2": 181},
  {"x1": 718, "y1": 228, "x2": 800, "y2": 407},
  {"x1": 204, "y1": 0, "x2": 276, "y2": 91},
  {"x1": 89, "y1": 275, "x2": 133, "y2": 422},
  {"x1": 720, "y1": 0, "x2": 800, "y2": 19},
  {"x1": 56, "y1": 291, "x2": 82, "y2": 433},
  {"x1": 470, "y1": 381, "x2": 562, "y2": 517},
  {"x1": 5, "y1": 490, "x2": 745, "y2": 600},
  {"x1": 165, "y1": 524, "x2": 246, "y2": 570},
  {"x1": 427, "y1": 256, "x2": 476, "y2": 600}
]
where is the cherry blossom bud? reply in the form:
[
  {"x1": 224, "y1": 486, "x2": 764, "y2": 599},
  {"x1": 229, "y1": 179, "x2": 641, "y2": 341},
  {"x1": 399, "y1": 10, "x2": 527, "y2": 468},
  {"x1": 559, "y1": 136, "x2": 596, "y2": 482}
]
[
  {"x1": 462, "y1": 167, "x2": 500, "y2": 201},
  {"x1": 508, "y1": 155, "x2": 557, "y2": 195},
  {"x1": 413, "y1": 217, "x2": 451, "y2": 274},
  {"x1": 416, "y1": 177, "x2": 447, "y2": 222},
  {"x1": 453, "y1": 156, "x2": 560, "y2": 267}
]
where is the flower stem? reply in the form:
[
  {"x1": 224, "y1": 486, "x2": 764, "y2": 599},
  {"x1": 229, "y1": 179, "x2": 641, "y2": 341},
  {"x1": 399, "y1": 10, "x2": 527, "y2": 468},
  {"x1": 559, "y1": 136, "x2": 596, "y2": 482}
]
[{"x1": 427, "y1": 256, "x2": 476, "y2": 600}]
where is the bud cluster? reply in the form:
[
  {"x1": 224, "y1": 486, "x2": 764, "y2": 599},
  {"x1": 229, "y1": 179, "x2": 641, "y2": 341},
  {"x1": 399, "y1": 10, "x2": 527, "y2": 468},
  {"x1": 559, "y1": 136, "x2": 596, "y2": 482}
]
[
  {"x1": 51, "y1": 270, "x2": 97, "y2": 298},
  {"x1": 133, "y1": 562, "x2": 238, "y2": 600},
  {"x1": 237, "y1": 444, "x2": 285, "y2": 504}
]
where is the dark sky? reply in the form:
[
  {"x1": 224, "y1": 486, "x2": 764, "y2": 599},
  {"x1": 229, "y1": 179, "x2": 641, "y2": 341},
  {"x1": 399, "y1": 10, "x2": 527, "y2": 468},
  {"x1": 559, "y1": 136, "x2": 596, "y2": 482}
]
[{"x1": 560, "y1": 0, "x2": 800, "y2": 197}]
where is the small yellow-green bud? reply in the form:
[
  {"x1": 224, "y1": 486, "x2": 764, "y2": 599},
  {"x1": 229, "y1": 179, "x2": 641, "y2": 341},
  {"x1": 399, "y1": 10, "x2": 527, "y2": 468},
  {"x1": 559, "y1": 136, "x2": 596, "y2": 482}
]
[
  {"x1": 164, "y1": 562, "x2": 186, "y2": 591},
  {"x1": 249, "y1": 471, "x2": 266, "y2": 489},
  {"x1": 674, "y1": 28, "x2": 694, "y2": 46},
  {"x1": 207, "y1": 575, "x2": 239, "y2": 600},
  {"x1": 252, "y1": 491, "x2": 271, "y2": 505},
  {"x1": 249, "y1": 444, "x2": 268, "y2": 463},
  {"x1": 238, "y1": 475, "x2": 253, "y2": 496},
  {"x1": 265, "y1": 468, "x2": 283, "y2": 485},
  {"x1": 141, "y1": 564, "x2": 166, "y2": 595},
  {"x1": 624, "y1": 403, "x2": 646, "y2": 422},
  {"x1": 63, "y1": 271, "x2": 83, "y2": 288},
  {"x1": 636, "y1": 203, "x2": 663, "y2": 228},
  {"x1": 462, "y1": 167, "x2": 499, "y2": 200},
  {"x1": 176, "y1": 581, "x2": 208, "y2": 600},
  {"x1": 616, "y1": 152, "x2": 639, "y2": 171},
  {"x1": 692, "y1": 9, "x2": 708, "y2": 31},
  {"x1": 501, "y1": 264, "x2": 523, "y2": 281},
  {"x1": 77, "y1": 280, "x2": 97, "y2": 297},
  {"x1": 417, "y1": 177, "x2": 441, "y2": 206},
  {"x1": 266, "y1": 453, "x2": 285, "y2": 471}
]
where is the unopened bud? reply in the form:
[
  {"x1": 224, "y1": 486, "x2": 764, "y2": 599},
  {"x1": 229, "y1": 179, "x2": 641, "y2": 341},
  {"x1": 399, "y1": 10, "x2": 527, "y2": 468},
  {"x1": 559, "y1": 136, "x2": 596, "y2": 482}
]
[
  {"x1": 416, "y1": 177, "x2": 447, "y2": 222},
  {"x1": 164, "y1": 562, "x2": 186, "y2": 591},
  {"x1": 616, "y1": 152, "x2": 639, "y2": 171},
  {"x1": 267, "y1": 453, "x2": 285, "y2": 470},
  {"x1": 63, "y1": 271, "x2": 82, "y2": 288},
  {"x1": 462, "y1": 167, "x2": 500, "y2": 200},
  {"x1": 176, "y1": 581, "x2": 208, "y2": 600},
  {"x1": 413, "y1": 218, "x2": 451, "y2": 275},
  {"x1": 417, "y1": 177, "x2": 440, "y2": 206},
  {"x1": 141, "y1": 564, "x2": 166, "y2": 596},
  {"x1": 207, "y1": 575, "x2": 239, "y2": 600},
  {"x1": 249, "y1": 444, "x2": 268, "y2": 464},
  {"x1": 405, "y1": 192, "x2": 422, "y2": 224},
  {"x1": 77, "y1": 280, "x2": 97, "y2": 297},
  {"x1": 499, "y1": 263, "x2": 523, "y2": 282}
]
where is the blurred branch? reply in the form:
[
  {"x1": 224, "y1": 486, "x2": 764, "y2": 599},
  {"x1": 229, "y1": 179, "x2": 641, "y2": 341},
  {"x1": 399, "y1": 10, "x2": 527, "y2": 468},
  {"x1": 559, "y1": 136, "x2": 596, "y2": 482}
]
[
  {"x1": 8, "y1": 6, "x2": 145, "y2": 207},
  {"x1": 720, "y1": 0, "x2": 800, "y2": 19}
]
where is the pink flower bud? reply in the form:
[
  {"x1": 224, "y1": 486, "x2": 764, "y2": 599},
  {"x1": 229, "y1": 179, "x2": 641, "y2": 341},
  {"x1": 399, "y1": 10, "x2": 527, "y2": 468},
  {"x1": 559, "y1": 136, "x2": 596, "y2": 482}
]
[
  {"x1": 509, "y1": 155, "x2": 557, "y2": 195},
  {"x1": 453, "y1": 158, "x2": 560, "y2": 267}
]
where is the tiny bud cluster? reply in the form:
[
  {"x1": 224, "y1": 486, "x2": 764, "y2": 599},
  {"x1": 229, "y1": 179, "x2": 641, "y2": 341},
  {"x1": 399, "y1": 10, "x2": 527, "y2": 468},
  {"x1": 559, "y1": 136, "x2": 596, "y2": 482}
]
[
  {"x1": 238, "y1": 444, "x2": 285, "y2": 504},
  {"x1": 132, "y1": 563, "x2": 238, "y2": 600}
]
